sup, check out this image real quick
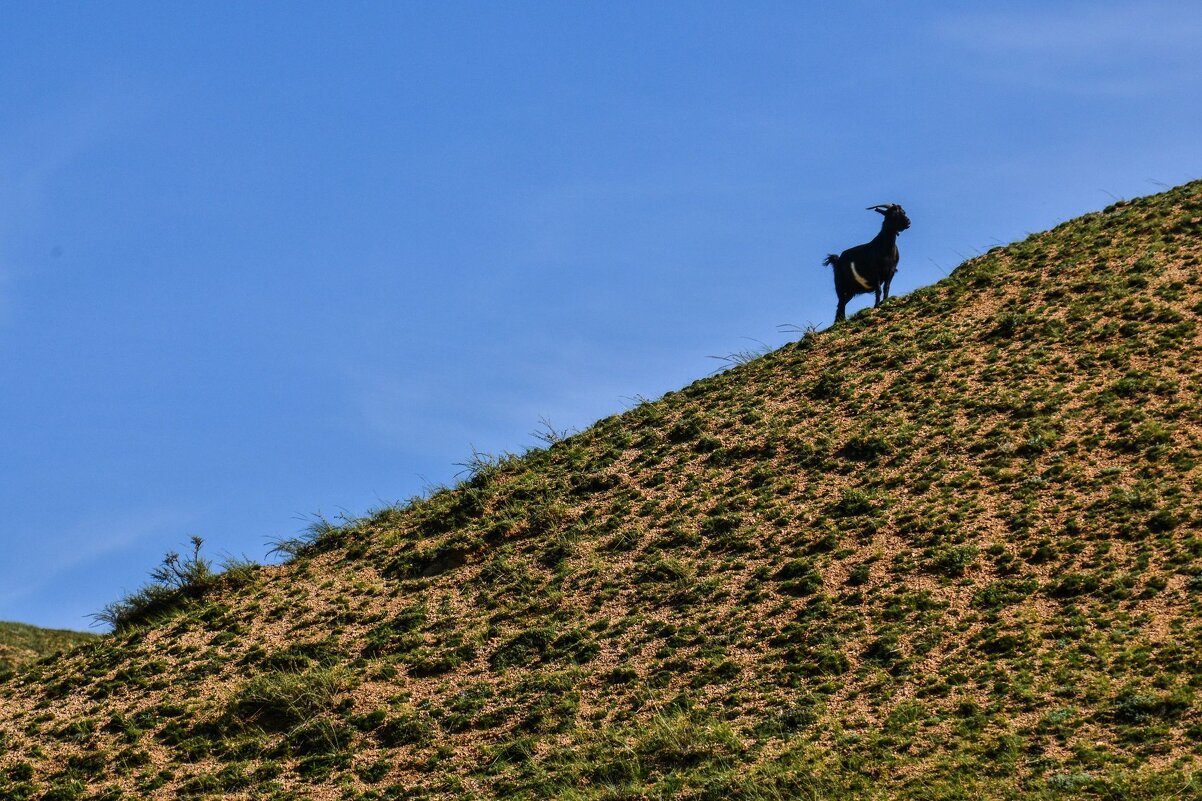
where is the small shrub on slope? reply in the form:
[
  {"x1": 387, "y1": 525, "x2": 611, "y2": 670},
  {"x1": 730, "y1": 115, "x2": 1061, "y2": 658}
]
[{"x1": 90, "y1": 536, "x2": 255, "y2": 632}]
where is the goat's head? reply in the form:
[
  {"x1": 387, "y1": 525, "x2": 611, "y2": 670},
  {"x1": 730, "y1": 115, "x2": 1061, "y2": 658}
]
[{"x1": 868, "y1": 204, "x2": 911, "y2": 233}]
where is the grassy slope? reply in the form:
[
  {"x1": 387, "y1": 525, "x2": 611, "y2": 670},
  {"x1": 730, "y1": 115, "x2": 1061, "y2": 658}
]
[
  {"x1": 0, "y1": 622, "x2": 96, "y2": 678},
  {"x1": 2, "y1": 181, "x2": 1202, "y2": 800}
]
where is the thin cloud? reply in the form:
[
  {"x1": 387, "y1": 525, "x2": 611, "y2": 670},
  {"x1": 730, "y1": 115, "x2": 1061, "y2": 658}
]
[
  {"x1": 932, "y1": 4, "x2": 1202, "y2": 96},
  {"x1": 0, "y1": 506, "x2": 192, "y2": 611},
  {"x1": 937, "y1": 5, "x2": 1200, "y2": 54}
]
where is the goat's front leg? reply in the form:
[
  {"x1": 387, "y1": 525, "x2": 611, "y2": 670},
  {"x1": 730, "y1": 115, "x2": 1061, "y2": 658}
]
[{"x1": 873, "y1": 286, "x2": 882, "y2": 308}]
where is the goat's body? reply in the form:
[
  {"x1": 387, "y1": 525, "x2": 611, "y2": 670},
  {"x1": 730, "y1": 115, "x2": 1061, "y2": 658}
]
[
  {"x1": 823, "y1": 204, "x2": 910, "y2": 322},
  {"x1": 826, "y1": 238, "x2": 900, "y2": 321}
]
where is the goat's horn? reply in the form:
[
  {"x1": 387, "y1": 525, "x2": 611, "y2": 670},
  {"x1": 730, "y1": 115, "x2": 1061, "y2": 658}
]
[{"x1": 867, "y1": 204, "x2": 889, "y2": 212}]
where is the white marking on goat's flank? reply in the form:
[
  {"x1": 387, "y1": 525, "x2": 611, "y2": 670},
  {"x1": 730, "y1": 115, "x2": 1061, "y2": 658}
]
[{"x1": 850, "y1": 261, "x2": 873, "y2": 290}]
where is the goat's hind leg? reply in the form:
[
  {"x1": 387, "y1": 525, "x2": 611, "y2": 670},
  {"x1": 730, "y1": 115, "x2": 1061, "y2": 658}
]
[{"x1": 835, "y1": 285, "x2": 855, "y2": 322}]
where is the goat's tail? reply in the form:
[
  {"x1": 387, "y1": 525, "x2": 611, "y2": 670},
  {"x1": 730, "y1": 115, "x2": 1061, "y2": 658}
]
[{"x1": 823, "y1": 254, "x2": 839, "y2": 268}]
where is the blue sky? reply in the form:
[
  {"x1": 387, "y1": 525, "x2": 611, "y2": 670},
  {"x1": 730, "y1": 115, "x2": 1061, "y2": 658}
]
[{"x1": 2, "y1": 3, "x2": 1200, "y2": 630}]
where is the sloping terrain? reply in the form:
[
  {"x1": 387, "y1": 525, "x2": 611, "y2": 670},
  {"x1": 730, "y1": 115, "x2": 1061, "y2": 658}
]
[
  {"x1": 0, "y1": 622, "x2": 96, "y2": 680},
  {"x1": 2, "y1": 181, "x2": 1202, "y2": 800}
]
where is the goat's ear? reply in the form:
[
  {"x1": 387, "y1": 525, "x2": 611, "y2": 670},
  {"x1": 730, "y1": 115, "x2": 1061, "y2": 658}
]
[{"x1": 867, "y1": 205, "x2": 889, "y2": 214}]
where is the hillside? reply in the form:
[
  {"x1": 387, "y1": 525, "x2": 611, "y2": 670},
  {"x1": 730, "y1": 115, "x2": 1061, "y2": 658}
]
[
  {"x1": 0, "y1": 622, "x2": 96, "y2": 680},
  {"x1": 2, "y1": 181, "x2": 1202, "y2": 800}
]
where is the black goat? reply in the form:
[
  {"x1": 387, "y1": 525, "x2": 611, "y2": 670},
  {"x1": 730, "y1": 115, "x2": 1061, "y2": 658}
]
[{"x1": 823, "y1": 204, "x2": 911, "y2": 322}]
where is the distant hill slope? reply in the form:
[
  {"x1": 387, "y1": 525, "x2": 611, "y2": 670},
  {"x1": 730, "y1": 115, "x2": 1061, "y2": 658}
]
[
  {"x1": 0, "y1": 621, "x2": 96, "y2": 678},
  {"x1": 2, "y1": 181, "x2": 1202, "y2": 800}
]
